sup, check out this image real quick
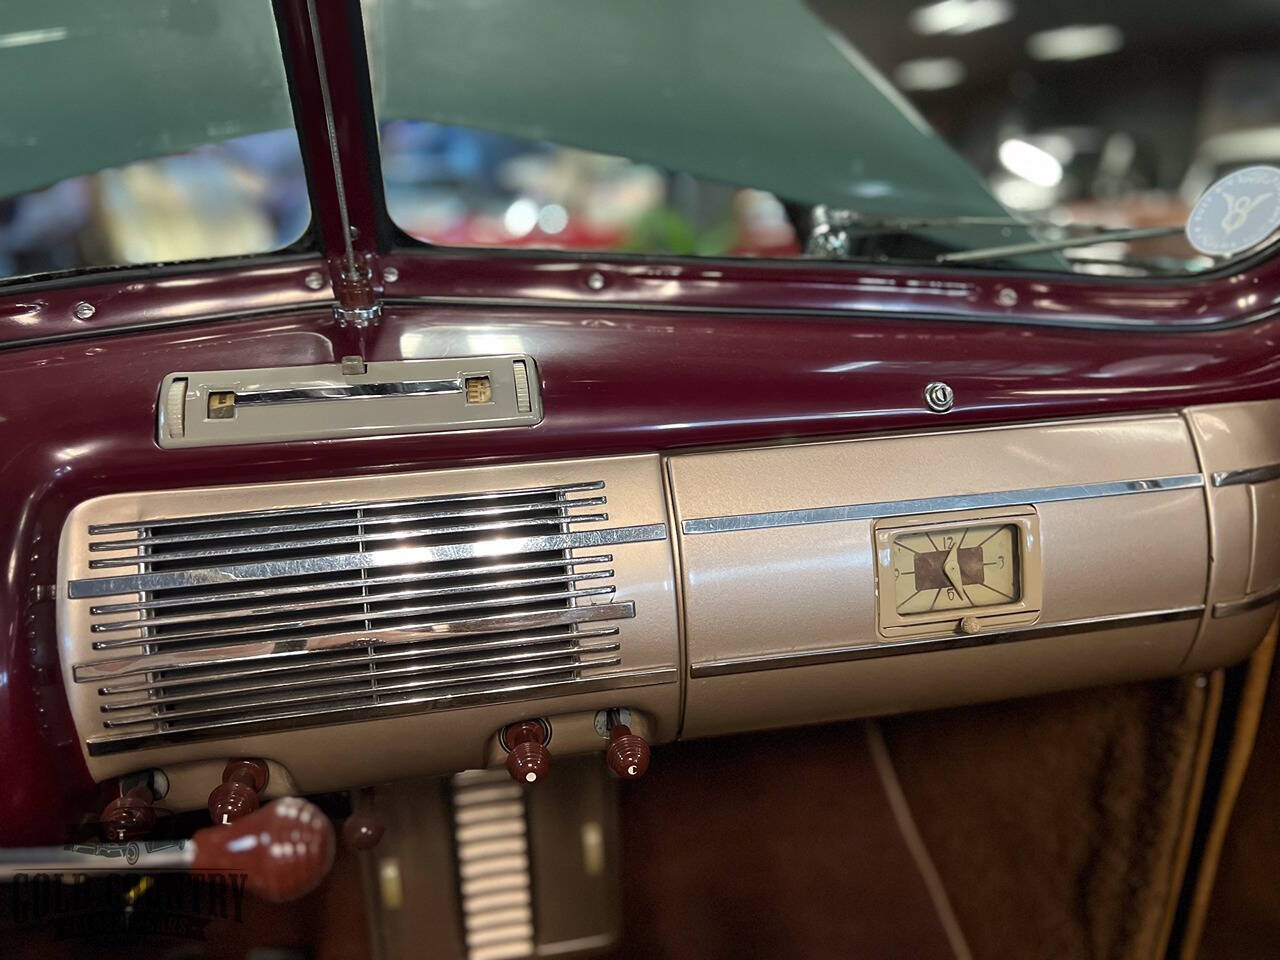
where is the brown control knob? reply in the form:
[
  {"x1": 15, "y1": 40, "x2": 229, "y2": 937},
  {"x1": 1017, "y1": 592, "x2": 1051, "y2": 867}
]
[
  {"x1": 192, "y1": 797, "x2": 335, "y2": 903},
  {"x1": 503, "y1": 720, "x2": 551, "y2": 785},
  {"x1": 605, "y1": 724, "x2": 651, "y2": 779},
  {"x1": 208, "y1": 758, "x2": 270, "y2": 825},
  {"x1": 101, "y1": 783, "x2": 156, "y2": 841}
]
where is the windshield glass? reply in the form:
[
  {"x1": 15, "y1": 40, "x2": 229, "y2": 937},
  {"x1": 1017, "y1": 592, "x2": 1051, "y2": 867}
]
[
  {"x1": 0, "y1": 0, "x2": 309, "y2": 283},
  {"x1": 362, "y1": 0, "x2": 1280, "y2": 276}
]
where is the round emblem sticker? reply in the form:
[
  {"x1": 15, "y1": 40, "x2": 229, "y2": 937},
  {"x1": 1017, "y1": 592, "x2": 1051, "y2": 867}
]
[{"x1": 1186, "y1": 165, "x2": 1280, "y2": 257}]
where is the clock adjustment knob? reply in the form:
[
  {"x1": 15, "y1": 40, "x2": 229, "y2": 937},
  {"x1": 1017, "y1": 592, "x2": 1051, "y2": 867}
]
[
  {"x1": 503, "y1": 720, "x2": 551, "y2": 785},
  {"x1": 208, "y1": 758, "x2": 270, "y2": 825},
  {"x1": 605, "y1": 724, "x2": 651, "y2": 780}
]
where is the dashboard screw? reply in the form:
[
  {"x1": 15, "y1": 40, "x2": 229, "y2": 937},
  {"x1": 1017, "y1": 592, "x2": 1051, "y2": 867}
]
[
  {"x1": 996, "y1": 287, "x2": 1018, "y2": 307},
  {"x1": 73, "y1": 301, "x2": 95, "y2": 320},
  {"x1": 382, "y1": 266, "x2": 399, "y2": 284},
  {"x1": 586, "y1": 271, "x2": 606, "y2": 291},
  {"x1": 304, "y1": 271, "x2": 325, "y2": 290},
  {"x1": 924, "y1": 381, "x2": 955, "y2": 413}
]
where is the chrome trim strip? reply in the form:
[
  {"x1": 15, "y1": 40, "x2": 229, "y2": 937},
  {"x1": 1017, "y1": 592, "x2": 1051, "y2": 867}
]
[
  {"x1": 1212, "y1": 582, "x2": 1280, "y2": 618},
  {"x1": 1211, "y1": 463, "x2": 1280, "y2": 487},
  {"x1": 87, "y1": 512, "x2": 611, "y2": 568},
  {"x1": 84, "y1": 666, "x2": 679, "y2": 756},
  {"x1": 73, "y1": 604, "x2": 636, "y2": 679},
  {"x1": 232, "y1": 378, "x2": 461, "y2": 406},
  {"x1": 688, "y1": 607, "x2": 1204, "y2": 678},
  {"x1": 86, "y1": 482, "x2": 605, "y2": 534},
  {"x1": 68, "y1": 523, "x2": 667, "y2": 598},
  {"x1": 680, "y1": 475, "x2": 1204, "y2": 535}
]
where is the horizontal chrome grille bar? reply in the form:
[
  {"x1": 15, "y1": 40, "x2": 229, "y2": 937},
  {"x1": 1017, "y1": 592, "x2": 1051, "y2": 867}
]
[
  {"x1": 87, "y1": 513, "x2": 610, "y2": 568},
  {"x1": 99, "y1": 642, "x2": 621, "y2": 712},
  {"x1": 86, "y1": 482, "x2": 606, "y2": 535},
  {"x1": 93, "y1": 628, "x2": 620, "y2": 692},
  {"x1": 88, "y1": 497, "x2": 608, "y2": 550},
  {"x1": 681, "y1": 475, "x2": 1204, "y2": 535},
  {"x1": 90, "y1": 585, "x2": 617, "y2": 650},
  {"x1": 75, "y1": 603, "x2": 636, "y2": 676},
  {"x1": 84, "y1": 667, "x2": 679, "y2": 756},
  {"x1": 87, "y1": 555, "x2": 613, "y2": 614},
  {"x1": 90, "y1": 570, "x2": 614, "y2": 633},
  {"x1": 101, "y1": 655, "x2": 624, "y2": 728},
  {"x1": 69, "y1": 523, "x2": 667, "y2": 598}
]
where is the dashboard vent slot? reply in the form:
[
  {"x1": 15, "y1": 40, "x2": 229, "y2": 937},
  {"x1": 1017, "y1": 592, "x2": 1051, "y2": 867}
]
[{"x1": 66, "y1": 481, "x2": 664, "y2": 755}]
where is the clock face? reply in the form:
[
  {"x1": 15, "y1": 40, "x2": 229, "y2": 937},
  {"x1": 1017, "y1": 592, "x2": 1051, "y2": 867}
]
[{"x1": 889, "y1": 523, "x2": 1020, "y2": 616}]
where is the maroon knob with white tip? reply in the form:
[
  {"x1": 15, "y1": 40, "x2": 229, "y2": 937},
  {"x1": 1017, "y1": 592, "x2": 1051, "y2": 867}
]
[
  {"x1": 503, "y1": 720, "x2": 551, "y2": 785},
  {"x1": 605, "y1": 724, "x2": 650, "y2": 780}
]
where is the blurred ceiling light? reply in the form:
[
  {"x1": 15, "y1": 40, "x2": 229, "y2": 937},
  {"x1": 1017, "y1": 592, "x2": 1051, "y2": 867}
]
[
  {"x1": 0, "y1": 27, "x2": 67, "y2": 48},
  {"x1": 537, "y1": 203, "x2": 568, "y2": 235},
  {"x1": 503, "y1": 198, "x2": 538, "y2": 237},
  {"x1": 998, "y1": 138, "x2": 1064, "y2": 187},
  {"x1": 894, "y1": 57, "x2": 966, "y2": 92},
  {"x1": 1026, "y1": 24, "x2": 1123, "y2": 61},
  {"x1": 910, "y1": 0, "x2": 1013, "y2": 36}
]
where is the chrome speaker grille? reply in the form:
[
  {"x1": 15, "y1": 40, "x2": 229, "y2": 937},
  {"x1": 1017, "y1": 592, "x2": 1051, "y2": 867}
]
[{"x1": 64, "y1": 481, "x2": 666, "y2": 755}]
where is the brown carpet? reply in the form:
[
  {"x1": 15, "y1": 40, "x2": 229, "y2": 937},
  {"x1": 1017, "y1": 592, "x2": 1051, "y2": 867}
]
[
  {"x1": 608, "y1": 723, "x2": 959, "y2": 960},
  {"x1": 1196, "y1": 648, "x2": 1280, "y2": 960},
  {"x1": 881, "y1": 674, "x2": 1211, "y2": 960}
]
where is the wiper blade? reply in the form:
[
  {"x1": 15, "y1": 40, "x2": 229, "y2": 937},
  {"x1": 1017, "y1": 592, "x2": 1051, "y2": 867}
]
[{"x1": 935, "y1": 226, "x2": 1186, "y2": 264}]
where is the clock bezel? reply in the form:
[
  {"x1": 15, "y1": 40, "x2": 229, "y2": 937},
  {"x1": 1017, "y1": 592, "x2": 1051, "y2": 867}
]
[{"x1": 874, "y1": 505, "x2": 1043, "y2": 639}]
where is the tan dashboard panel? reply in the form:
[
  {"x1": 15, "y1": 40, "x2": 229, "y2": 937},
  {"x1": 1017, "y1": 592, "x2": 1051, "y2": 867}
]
[
  {"x1": 668, "y1": 415, "x2": 1213, "y2": 738},
  {"x1": 1185, "y1": 399, "x2": 1280, "y2": 670},
  {"x1": 58, "y1": 454, "x2": 680, "y2": 787}
]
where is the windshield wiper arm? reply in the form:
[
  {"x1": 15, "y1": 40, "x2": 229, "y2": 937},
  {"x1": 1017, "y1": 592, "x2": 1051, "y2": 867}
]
[{"x1": 935, "y1": 226, "x2": 1186, "y2": 264}]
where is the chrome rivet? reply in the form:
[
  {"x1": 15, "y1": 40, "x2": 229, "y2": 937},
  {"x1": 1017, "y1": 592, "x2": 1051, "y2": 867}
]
[
  {"x1": 382, "y1": 266, "x2": 399, "y2": 284},
  {"x1": 304, "y1": 271, "x2": 325, "y2": 290},
  {"x1": 73, "y1": 301, "x2": 95, "y2": 320},
  {"x1": 996, "y1": 287, "x2": 1018, "y2": 307},
  {"x1": 586, "y1": 271, "x2": 606, "y2": 291},
  {"x1": 924, "y1": 381, "x2": 954, "y2": 413}
]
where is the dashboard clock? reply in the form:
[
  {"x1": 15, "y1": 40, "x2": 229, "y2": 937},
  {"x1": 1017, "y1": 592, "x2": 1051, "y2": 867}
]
[{"x1": 874, "y1": 506, "x2": 1042, "y2": 638}]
